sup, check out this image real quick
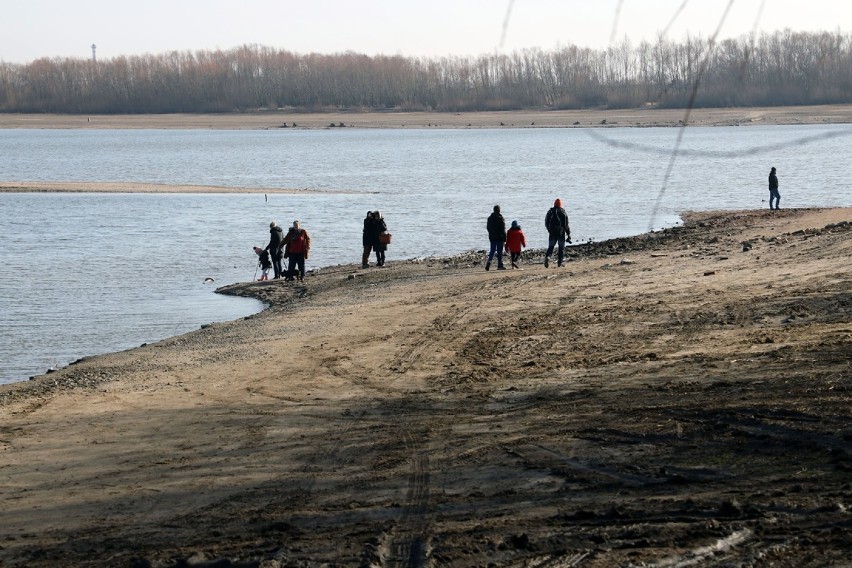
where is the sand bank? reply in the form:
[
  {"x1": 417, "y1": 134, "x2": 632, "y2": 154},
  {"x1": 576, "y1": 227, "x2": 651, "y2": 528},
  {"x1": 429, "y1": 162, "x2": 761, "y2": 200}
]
[
  {"x1": 1, "y1": 207, "x2": 851, "y2": 566},
  {"x1": 1, "y1": 104, "x2": 850, "y2": 130},
  {"x1": 0, "y1": 181, "x2": 368, "y2": 194}
]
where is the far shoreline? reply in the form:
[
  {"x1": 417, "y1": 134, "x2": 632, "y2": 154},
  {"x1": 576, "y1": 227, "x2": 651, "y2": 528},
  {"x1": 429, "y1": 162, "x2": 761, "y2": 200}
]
[
  {"x1": 1, "y1": 104, "x2": 850, "y2": 131},
  {"x1": 2, "y1": 104, "x2": 849, "y2": 195}
]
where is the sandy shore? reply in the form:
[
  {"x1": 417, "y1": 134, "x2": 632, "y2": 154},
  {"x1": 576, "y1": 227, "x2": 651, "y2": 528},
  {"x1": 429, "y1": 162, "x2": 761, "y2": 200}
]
[
  {"x1": 1, "y1": 207, "x2": 850, "y2": 566},
  {"x1": 1, "y1": 104, "x2": 851, "y2": 131}
]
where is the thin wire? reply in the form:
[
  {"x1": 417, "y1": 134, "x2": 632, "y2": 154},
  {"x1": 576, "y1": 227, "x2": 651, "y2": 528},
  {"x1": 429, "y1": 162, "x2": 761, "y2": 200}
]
[
  {"x1": 610, "y1": 0, "x2": 625, "y2": 44},
  {"x1": 662, "y1": 0, "x2": 691, "y2": 38},
  {"x1": 499, "y1": 0, "x2": 516, "y2": 51},
  {"x1": 648, "y1": 0, "x2": 737, "y2": 230},
  {"x1": 585, "y1": 129, "x2": 850, "y2": 158},
  {"x1": 737, "y1": 0, "x2": 768, "y2": 81},
  {"x1": 752, "y1": 0, "x2": 767, "y2": 35}
]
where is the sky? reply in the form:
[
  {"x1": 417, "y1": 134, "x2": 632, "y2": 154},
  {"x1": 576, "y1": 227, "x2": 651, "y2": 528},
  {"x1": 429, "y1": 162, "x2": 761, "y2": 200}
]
[{"x1": 2, "y1": 0, "x2": 849, "y2": 64}]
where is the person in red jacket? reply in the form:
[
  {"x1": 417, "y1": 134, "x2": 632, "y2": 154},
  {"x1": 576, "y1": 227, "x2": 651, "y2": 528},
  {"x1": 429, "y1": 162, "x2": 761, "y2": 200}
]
[
  {"x1": 505, "y1": 220, "x2": 527, "y2": 269},
  {"x1": 283, "y1": 220, "x2": 311, "y2": 282}
]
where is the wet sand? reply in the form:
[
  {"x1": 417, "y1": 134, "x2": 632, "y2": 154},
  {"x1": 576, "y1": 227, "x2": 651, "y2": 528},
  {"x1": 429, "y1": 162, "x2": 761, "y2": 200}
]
[{"x1": 1, "y1": 207, "x2": 850, "y2": 566}]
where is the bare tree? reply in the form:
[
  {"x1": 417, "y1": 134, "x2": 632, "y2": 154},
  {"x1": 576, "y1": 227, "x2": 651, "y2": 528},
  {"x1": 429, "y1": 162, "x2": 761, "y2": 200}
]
[{"x1": 1, "y1": 32, "x2": 849, "y2": 114}]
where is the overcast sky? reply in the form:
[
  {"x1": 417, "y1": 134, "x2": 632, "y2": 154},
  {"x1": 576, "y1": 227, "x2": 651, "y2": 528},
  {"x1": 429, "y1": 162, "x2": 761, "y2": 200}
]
[{"x1": 2, "y1": 0, "x2": 849, "y2": 63}]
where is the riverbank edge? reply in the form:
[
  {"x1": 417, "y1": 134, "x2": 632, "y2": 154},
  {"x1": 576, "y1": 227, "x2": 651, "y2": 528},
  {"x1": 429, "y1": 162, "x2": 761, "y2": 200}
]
[
  {"x1": 5, "y1": 205, "x2": 847, "y2": 399},
  {"x1": 0, "y1": 209, "x2": 687, "y2": 392}
]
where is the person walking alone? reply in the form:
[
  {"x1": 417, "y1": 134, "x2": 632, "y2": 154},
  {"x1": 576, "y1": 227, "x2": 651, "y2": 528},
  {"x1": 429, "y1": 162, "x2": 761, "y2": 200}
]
[
  {"x1": 485, "y1": 205, "x2": 507, "y2": 271},
  {"x1": 768, "y1": 167, "x2": 780, "y2": 210},
  {"x1": 544, "y1": 199, "x2": 572, "y2": 268},
  {"x1": 265, "y1": 221, "x2": 285, "y2": 279}
]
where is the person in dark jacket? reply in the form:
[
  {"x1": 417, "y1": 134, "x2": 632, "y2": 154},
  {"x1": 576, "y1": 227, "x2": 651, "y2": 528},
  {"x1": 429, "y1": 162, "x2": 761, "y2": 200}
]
[
  {"x1": 544, "y1": 199, "x2": 572, "y2": 268},
  {"x1": 361, "y1": 211, "x2": 375, "y2": 268},
  {"x1": 253, "y1": 246, "x2": 271, "y2": 281},
  {"x1": 371, "y1": 210, "x2": 389, "y2": 267},
  {"x1": 768, "y1": 167, "x2": 780, "y2": 210},
  {"x1": 486, "y1": 205, "x2": 507, "y2": 271},
  {"x1": 265, "y1": 221, "x2": 285, "y2": 279}
]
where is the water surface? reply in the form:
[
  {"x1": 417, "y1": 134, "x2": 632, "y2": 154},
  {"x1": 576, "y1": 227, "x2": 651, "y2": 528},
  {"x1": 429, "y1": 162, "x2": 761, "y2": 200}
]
[{"x1": 1, "y1": 125, "x2": 849, "y2": 383}]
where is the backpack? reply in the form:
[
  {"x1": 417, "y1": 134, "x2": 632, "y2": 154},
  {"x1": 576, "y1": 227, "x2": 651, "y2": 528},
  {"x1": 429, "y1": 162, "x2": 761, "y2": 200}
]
[{"x1": 547, "y1": 208, "x2": 563, "y2": 234}]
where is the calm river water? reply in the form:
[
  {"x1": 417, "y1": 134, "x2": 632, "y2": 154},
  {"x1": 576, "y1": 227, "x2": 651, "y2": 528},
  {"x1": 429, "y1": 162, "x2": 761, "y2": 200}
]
[{"x1": 1, "y1": 124, "x2": 850, "y2": 384}]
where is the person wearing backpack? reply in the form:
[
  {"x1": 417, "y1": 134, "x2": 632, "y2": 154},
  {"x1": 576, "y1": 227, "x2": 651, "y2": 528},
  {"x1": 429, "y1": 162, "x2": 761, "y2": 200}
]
[
  {"x1": 283, "y1": 220, "x2": 311, "y2": 282},
  {"x1": 544, "y1": 198, "x2": 572, "y2": 268},
  {"x1": 485, "y1": 204, "x2": 507, "y2": 271}
]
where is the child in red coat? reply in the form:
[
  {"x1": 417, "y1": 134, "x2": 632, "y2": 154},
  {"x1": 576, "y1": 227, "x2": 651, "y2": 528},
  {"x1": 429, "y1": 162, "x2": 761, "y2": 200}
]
[{"x1": 505, "y1": 220, "x2": 527, "y2": 269}]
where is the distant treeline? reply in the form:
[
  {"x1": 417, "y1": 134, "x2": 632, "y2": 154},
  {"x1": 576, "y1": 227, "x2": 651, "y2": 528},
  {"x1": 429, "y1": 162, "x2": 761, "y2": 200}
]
[{"x1": 1, "y1": 30, "x2": 851, "y2": 114}]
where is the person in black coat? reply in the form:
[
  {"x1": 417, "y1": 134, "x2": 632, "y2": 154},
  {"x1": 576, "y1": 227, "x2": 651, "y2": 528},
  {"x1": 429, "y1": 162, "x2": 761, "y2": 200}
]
[
  {"x1": 371, "y1": 211, "x2": 388, "y2": 267},
  {"x1": 361, "y1": 211, "x2": 375, "y2": 268},
  {"x1": 768, "y1": 167, "x2": 780, "y2": 210},
  {"x1": 253, "y1": 246, "x2": 271, "y2": 281},
  {"x1": 265, "y1": 221, "x2": 285, "y2": 279},
  {"x1": 544, "y1": 198, "x2": 572, "y2": 268},
  {"x1": 486, "y1": 205, "x2": 507, "y2": 271}
]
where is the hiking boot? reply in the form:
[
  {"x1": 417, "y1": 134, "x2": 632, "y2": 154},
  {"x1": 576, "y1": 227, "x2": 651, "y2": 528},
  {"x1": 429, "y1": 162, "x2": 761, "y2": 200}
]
[
  {"x1": 512, "y1": 262, "x2": 519, "y2": 269},
  {"x1": 485, "y1": 261, "x2": 491, "y2": 271},
  {"x1": 497, "y1": 265, "x2": 506, "y2": 270},
  {"x1": 544, "y1": 256, "x2": 549, "y2": 268}
]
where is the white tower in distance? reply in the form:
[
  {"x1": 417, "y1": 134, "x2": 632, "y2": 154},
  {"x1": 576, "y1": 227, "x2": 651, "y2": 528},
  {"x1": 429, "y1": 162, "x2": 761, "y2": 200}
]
[{"x1": 91, "y1": 44, "x2": 97, "y2": 63}]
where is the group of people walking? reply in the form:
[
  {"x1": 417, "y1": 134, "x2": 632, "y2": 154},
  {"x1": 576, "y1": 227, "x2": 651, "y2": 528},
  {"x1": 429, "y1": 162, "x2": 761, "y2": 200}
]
[
  {"x1": 255, "y1": 220, "x2": 311, "y2": 281},
  {"x1": 485, "y1": 205, "x2": 527, "y2": 270},
  {"x1": 485, "y1": 199, "x2": 572, "y2": 270},
  {"x1": 253, "y1": 200, "x2": 572, "y2": 282},
  {"x1": 253, "y1": 167, "x2": 779, "y2": 282}
]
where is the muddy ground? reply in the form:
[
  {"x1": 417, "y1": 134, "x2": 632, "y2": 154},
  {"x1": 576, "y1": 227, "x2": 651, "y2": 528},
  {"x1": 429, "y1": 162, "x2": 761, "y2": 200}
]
[{"x1": 1, "y1": 208, "x2": 850, "y2": 567}]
